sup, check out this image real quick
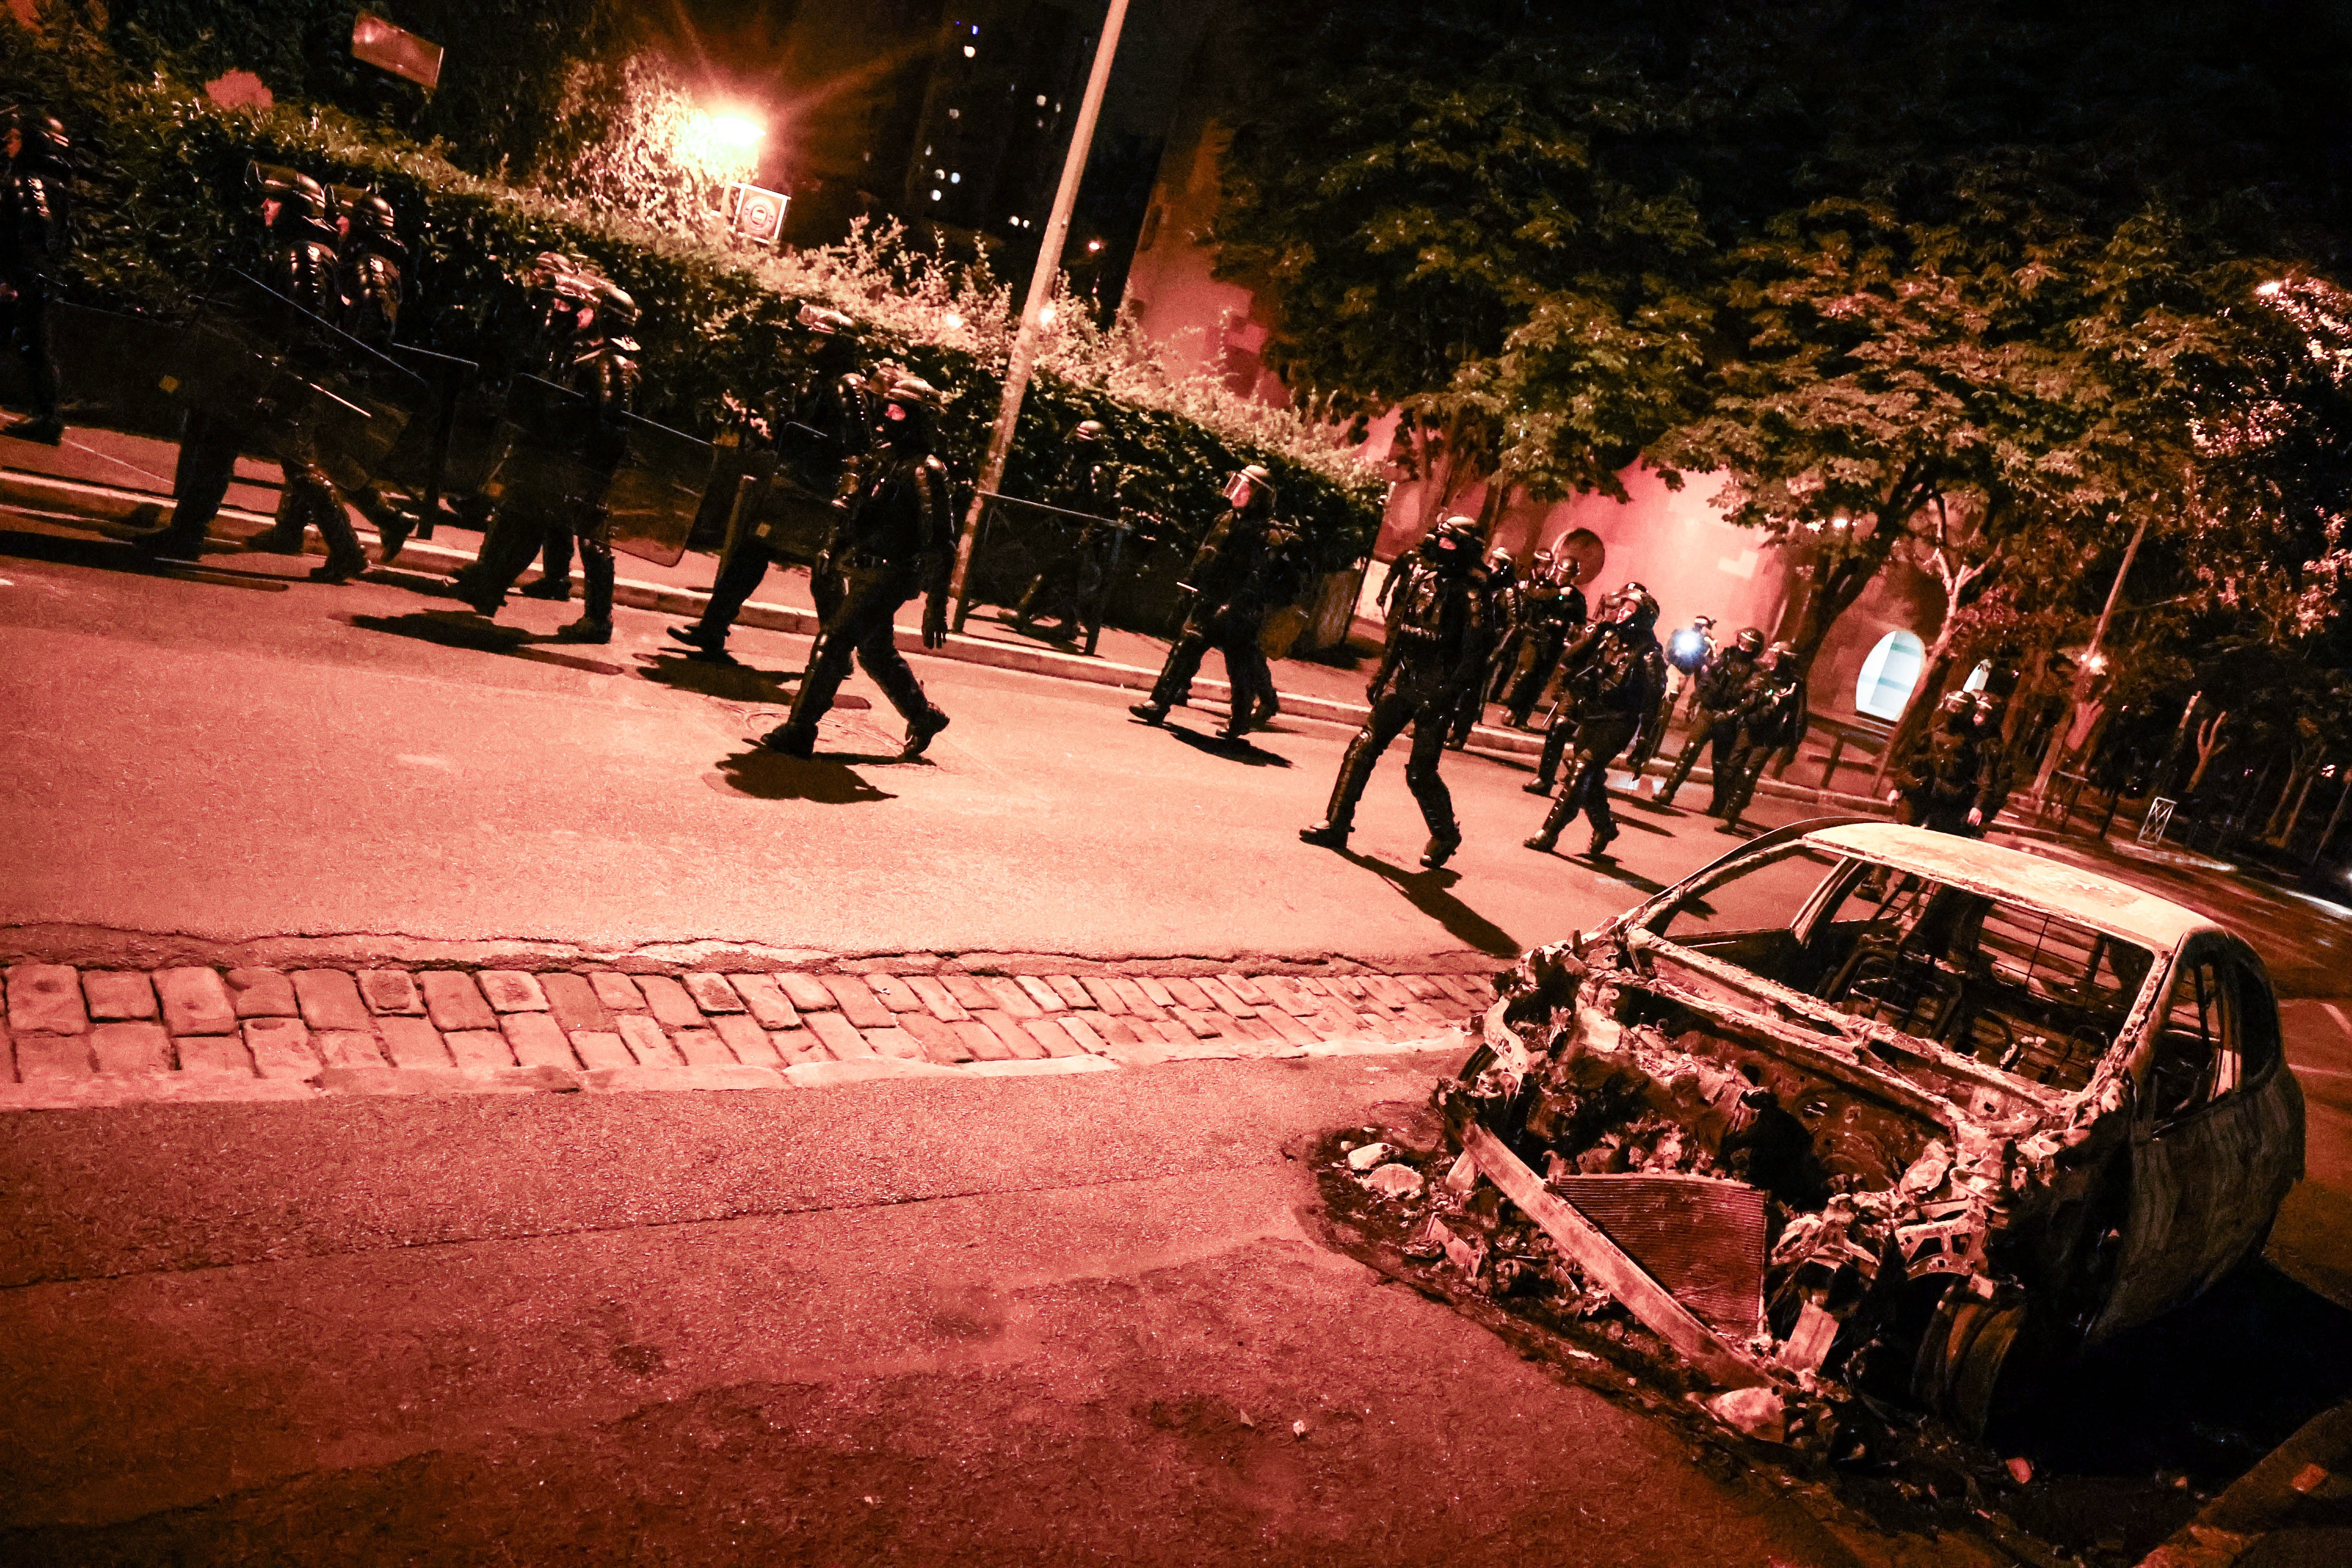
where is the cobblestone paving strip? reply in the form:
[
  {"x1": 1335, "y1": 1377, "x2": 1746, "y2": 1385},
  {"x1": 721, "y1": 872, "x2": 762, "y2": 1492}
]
[{"x1": 0, "y1": 959, "x2": 1498, "y2": 1110}]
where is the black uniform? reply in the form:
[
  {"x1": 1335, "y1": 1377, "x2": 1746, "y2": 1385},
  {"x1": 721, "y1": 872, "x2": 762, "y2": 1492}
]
[
  {"x1": 460, "y1": 325, "x2": 639, "y2": 639},
  {"x1": 324, "y1": 191, "x2": 412, "y2": 561},
  {"x1": 1448, "y1": 554, "x2": 1521, "y2": 748},
  {"x1": 1132, "y1": 482, "x2": 1281, "y2": 721},
  {"x1": 1502, "y1": 570, "x2": 1589, "y2": 725},
  {"x1": 1713, "y1": 657, "x2": 1808, "y2": 824},
  {"x1": 0, "y1": 112, "x2": 69, "y2": 445},
  {"x1": 1012, "y1": 433, "x2": 1122, "y2": 637},
  {"x1": 675, "y1": 347, "x2": 877, "y2": 657},
  {"x1": 759, "y1": 384, "x2": 956, "y2": 757},
  {"x1": 1895, "y1": 702, "x2": 1995, "y2": 835},
  {"x1": 1525, "y1": 606, "x2": 1666, "y2": 857},
  {"x1": 143, "y1": 174, "x2": 355, "y2": 569},
  {"x1": 1300, "y1": 526, "x2": 1492, "y2": 866},
  {"x1": 1222, "y1": 522, "x2": 1310, "y2": 737},
  {"x1": 1657, "y1": 642, "x2": 1761, "y2": 807}
]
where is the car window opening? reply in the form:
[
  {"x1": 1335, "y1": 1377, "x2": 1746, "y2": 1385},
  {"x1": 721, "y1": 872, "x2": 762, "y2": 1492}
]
[{"x1": 1648, "y1": 846, "x2": 2157, "y2": 1096}]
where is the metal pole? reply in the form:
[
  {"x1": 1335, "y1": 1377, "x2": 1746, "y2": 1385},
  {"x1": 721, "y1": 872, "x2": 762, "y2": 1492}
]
[
  {"x1": 2031, "y1": 515, "x2": 2147, "y2": 806},
  {"x1": 949, "y1": 0, "x2": 1132, "y2": 604}
]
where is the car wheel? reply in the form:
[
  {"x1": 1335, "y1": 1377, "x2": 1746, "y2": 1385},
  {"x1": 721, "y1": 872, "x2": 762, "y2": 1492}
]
[{"x1": 1910, "y1": 1287, "x2": 2032, "y2": 1440}]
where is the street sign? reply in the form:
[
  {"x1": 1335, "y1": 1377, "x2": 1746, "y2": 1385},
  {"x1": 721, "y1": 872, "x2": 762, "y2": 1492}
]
[
  {"x1": 725, "y1": 183, "x2": 789, "y2": 247},
  {"x1": 352, "y1": 13, "x2": 443, "y2": 90}
]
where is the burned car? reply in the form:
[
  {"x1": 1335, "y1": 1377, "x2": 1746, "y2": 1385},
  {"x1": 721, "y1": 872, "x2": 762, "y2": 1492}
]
[{"x1": 1445, "y1": 819, "x2": 2303, "y2": 1434}]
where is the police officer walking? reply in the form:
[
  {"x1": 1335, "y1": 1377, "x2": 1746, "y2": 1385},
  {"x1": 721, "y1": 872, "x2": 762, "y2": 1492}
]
[
  {"x1": 1712, "y1": 640, "x2": 1808, "y2": 827},
  {"x1": 1655, "y1": 626, "x2": 1764, "y2": 808},
  {"x1": 1011, "y1": 418, "x2": 1121, "y2": 639},
  {"x1": 669, "y1": 304, "x2": 876, "y2": 661},
  {"x1": 138, "y1": 167, "x2": 356, "y2": 571},
  {"x1": 1890, "y1": 690, "x2": 1994, "y2": 835},
  {"x1": 1, "y1": 107, "x2": 71, "y2": 446},
  {"x1": 1501, "y1": 554, "x2": 1588, "y2": 727},
  {"x1": 756, "y1": 377, "x2": 957, "y2": 759},
  {"x1": 1447, "y1": 546, "x2": 1522, "y2": 749},
  {"x1": 1129, "y1": 464, "x2": 1280, "y2": 726},
  {"x1": 1299, "y1": 517, "x2": 1491, "y2": 867},
  {"x1": 456, "y1": 276, "x2": 640, "y2": 641},
  {"x1": 1523, "y1": 585, "x2": 1666, "y2": 859}
]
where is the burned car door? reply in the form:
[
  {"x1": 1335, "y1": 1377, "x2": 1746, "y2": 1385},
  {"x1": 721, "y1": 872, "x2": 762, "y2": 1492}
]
[{"x1": 2096, "y1": 936, "x2": 2304, "y2": 1340}]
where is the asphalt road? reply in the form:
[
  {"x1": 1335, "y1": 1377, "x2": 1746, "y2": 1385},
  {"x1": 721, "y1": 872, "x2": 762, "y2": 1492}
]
[
  {"x1": 0, "y1": 518, "x2": 1812, "y2": 967},
  {"x1": 0, "y1": 1054, "x2": 1873, "y2": 1567}
]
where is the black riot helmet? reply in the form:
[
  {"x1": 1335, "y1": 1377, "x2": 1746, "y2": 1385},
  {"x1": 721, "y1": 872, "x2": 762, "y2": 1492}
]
[
  {"x1": 1423, "y1": 515, "x2": 1481, "y2": 571},
  {"x1": 1223, "y1": 463, "x2": 1275, "y2": 515},
  {"x1": 2, "y1": 107, "x2": 70, "y2": 172},
  {"x1": 1764, "y1": 640, "x2": 1797, "y2": 673},
  {"x1": 1936, "y1": 688, "x2": 1976, "y2": 720},
  {"x1": 333, "y1": 187, "x2": 397, "y2": 237},
  {"x1": 1071, "y1": 418, "x2": 1107, "y2": 444},
  {"x1": 880, "y1": 376, "x2": 943, "y2": 448},
  {"x1": 251, "y1": 162, "x2": 329, "y2": 225},
  {"x1": 1609, "y1": 583, "x2": 1660, "y2": 634},
  {"x1": 1485, "y1": 545, "x2": 1517, "y2": 584},
  {"x1": 1731, "y1": 626, "x2": 1765, "y2": 657}
]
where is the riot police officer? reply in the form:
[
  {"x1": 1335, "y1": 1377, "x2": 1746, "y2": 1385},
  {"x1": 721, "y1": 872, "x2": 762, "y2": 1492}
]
[
  {"x1": 1891, "y1": 689, "x2": 1994, "y2": 835},
  {"x1": 139, "y1": 166, "x2": 355, "y2": 570},
  {"x1": 1447, "y1": 546, "x2": 1521, "y2": 748},
  {"x1": 1523, "y1": 585, "x2": 1666, "y2": 859},
  {"x1": 669, "y1": 303, "x2": 876, "y2": 660},
  {"x1": 457, "y1": 276, "x2": 640, "y2": 641},
  {"x1": 1485, "y1": 548, "x2": 1546, "y2": 703},
  {"x1": 1220, "y1": 515, "x2": 1311, "y2": 739},
  {"x1": 757, "y1": 377, "x2": 957, "y2": 758},
  {"x1": 1655, "y1": 625, "x2": 1764, "y2": 808},
  {"x1": 1011, "y1": 418, "x2": 1122, "y2": 639},
  {"x1": 323, "y1": 187, "x2": 418, "y2": 560},
  {"x1": 1, "y1": 107, "x2": 70, "y2": 445},
  {"x1": 1299, "y1": 517, "x2": 1492, "y2": 867},
  {"x1": 1713, "y1": 640, "x2": 1808, "y2": 827},
  {"x1": 1130, "y1": 465, "x2": 1281, "y2": 725},
  {"x1": 1501, "y1": 553, "x2": 1588, "y2": 727}
]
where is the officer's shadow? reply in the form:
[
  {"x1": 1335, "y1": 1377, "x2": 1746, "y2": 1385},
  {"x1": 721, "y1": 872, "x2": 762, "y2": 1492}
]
[
  {"x1": 1340, "y1": 851, "x2": 1520, "y2": 957},
  {"x1": 707, "y1": 743, "x2": 897, "y2": 804},
  {"x1": 1161, "y1": 722, "x2": 1294, "y2": 768},
  {"x1": 634, "y1": 650, "x2": 809, "y2": 704},
  {"x1": 345, "y1": 610, "x2": 626, "y2": 676}
]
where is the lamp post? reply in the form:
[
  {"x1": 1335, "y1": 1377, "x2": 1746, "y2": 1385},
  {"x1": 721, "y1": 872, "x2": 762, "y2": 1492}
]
[{"x1": 949, "y1": 0, "x2": 1132, "y2": 604}]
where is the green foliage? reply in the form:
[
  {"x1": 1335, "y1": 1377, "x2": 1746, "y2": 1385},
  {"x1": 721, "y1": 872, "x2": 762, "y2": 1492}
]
[
  {"x1": 0, "y1": 15, "x2": 1384, "y2": 573},
  {"x1": 1215, "y1": 0, "x2": 1717, "y2": 501}
]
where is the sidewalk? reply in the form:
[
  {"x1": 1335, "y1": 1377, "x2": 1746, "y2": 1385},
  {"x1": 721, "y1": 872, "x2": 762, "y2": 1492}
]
[
  {"x1": 2138, "y1": 1397, "x2": 2352, "y2": 1566},
  {"x1": 0, "y1": 951, "x2": 1488, "y2": 1112}
]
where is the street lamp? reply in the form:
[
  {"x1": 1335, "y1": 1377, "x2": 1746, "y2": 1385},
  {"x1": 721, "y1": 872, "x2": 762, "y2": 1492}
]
[{"x1": 704, "y1": 113, "x2": 764, "y2": 149}]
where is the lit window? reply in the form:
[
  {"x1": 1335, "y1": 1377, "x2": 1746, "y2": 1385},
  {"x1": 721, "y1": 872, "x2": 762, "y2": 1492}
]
[
  {"x1": 931, "y1": 189, "x2": 942, "y2": 201},
  {"x1": 964, "y1": 44, "x2": 976, "y2": 57},
  {"x1": 948, "y1": 108, "x2": 960, "y2": 119},
  {"x1": 950, "y1": 172, "x2": 960, "y2": 183},
  {"x1": 934, "y1": 169, "x2": 945, "y2": 179},
  {"x1": 1855, "y1": 630, "x2": 1925, "y2": 720},
  {"x1": 1036, "y1": 94, "x2": 1047, "y2": 106}
]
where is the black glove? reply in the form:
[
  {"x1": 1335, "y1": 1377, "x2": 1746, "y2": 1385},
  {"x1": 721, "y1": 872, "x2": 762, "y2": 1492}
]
[{"x1": 923, "y1": 594, "x2": 949, "y2": 650}]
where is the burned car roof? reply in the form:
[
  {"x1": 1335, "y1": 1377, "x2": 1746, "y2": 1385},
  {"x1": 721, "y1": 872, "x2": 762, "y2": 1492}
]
[{"x1": 1793, "y1": 823, "x2": 2214, "y2": 952}]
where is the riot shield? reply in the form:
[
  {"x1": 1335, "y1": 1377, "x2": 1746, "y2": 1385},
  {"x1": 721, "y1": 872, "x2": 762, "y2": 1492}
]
[
  {"x1": 735, "y1": 422, "x2": 845, "y2": 566},
  {"x1": 375, "y1": 346, "x2": 479, "y2": 510},
  {"x1": 481, "y1": 374, "x2": 599, "y2": 515},
  {"x1": 951, "y1": 491, "x2": 1132, "y2": 657},
  {"x1": 605, "y1": 412, "x2": 715, "y2": 567},
  {"x1": 38, "y1": 304, "x2": 192, "y2": 440},
  {"x1": 166, "y1": 273, "x2": 426, "y2": 490}
]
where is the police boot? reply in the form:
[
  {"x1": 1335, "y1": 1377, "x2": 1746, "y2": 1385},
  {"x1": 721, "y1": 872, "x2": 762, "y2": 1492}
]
[
  {"x1": 554, "y1": 615, "x2": 612, "y2": 644},
  {"x1": 666, "y1": 623, "x2": 734, "y2": 662},
  {"x1": 9, "y1": 414, "x2": 63, "y2": 445},
  {"x1": 1298, "y1": 820, "x2": 1350, "y2": 850},
  {"x1": 903, "y1": 708, "x2": 951, "y2": 758},
  {"x1": 758, "y1": 723, "x2": 816, "y2": 759},
  {"x1": 520, "y1": 574, "x2": 572, "y2": 601},
  {"x1": 1420, "y1": 828, "x2": 1462, "y2": 869},
  {"x1": 1587, "y1": 821, "x2": 1621, "y2": 859},
  {"x1": 310, "y1": 552, "x2": 367, "y2": 584},
  {"x1": 1524, "y1": 791, "x2": 1574, "y2": 854},
  {"x1": 243, "y1": 528, "x2": 302, "y2": 555},
  {"x1": 1129, "y1": 701, "x2": 1168, "y2": 724}
]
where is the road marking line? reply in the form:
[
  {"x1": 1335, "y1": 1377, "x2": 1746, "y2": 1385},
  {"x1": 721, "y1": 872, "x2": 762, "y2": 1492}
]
[
  {"x1": 2288, "y1": 1062, "x2": 2352, "y2": 1080},
  {"x1": 2323, "y1": 1002, "x2": 2352, "y2": 1043}
]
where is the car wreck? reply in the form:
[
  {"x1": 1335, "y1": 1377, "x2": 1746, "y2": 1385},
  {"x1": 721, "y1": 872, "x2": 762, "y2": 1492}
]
[{"x1": 1430, "y1": 820, "x2": 2305, "y2": 1436}]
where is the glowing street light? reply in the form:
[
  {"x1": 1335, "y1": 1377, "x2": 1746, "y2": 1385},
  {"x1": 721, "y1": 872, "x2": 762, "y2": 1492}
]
[{"x1": 705, "y1": 113, "x2": 765, "y2": 148}]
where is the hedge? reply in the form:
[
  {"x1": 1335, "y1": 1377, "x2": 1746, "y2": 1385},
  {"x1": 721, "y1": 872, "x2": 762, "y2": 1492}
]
[{"x1": 2, "y1": 19, "x2": 1386, "y2": 595}]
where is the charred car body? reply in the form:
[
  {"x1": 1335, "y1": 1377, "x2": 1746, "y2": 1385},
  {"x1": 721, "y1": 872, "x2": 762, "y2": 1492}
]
[{"x1": 1446, "y1": 820, "x2": 2303, "y2": 1434}]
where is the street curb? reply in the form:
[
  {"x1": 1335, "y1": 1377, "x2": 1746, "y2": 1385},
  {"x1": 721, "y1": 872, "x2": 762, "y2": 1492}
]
[
  {"x1": 2136, "y1": 1398, "x2": 2352, "y2": 1566},
  {"x1": 3, "y1": 461, "x2": 1895, "y2": 810}
]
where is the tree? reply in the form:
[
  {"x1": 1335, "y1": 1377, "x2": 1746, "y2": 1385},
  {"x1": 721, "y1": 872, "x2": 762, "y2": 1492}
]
[{"x1": 1211, "y1": 0, "x2": 1718, "y2": 526}]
